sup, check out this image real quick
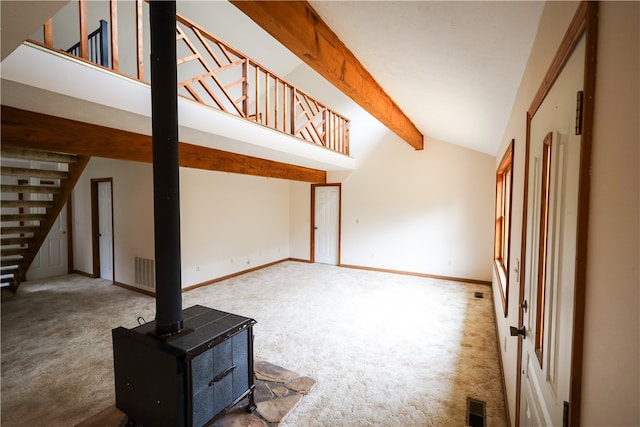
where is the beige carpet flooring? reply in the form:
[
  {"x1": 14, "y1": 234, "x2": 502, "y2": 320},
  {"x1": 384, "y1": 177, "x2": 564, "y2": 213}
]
[{"x1": 1, "y1": 261, "x2": 506, "y2": 426}]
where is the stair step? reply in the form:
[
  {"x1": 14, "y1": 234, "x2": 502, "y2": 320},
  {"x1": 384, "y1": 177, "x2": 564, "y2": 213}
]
[
  {"x1": 1, "y1": 148, "x2": 78, "y2": 163},
  {"x1": 0, "y1": 167, "x2": 69, "y2": 179},
  {"x1": 1, "y1": 225, "x2": 40, "y2": 235},
  {"x1": 1, "y1": 214, "x2": 48, "y2": 222},
  {"x1": 1, "y1": 184, "x2": 61, "y2": 194},
  {"x1": 0, "y1": 265, "x2": 21, "y2": 275},
  {"x1": 0, "y1": 237, "x2": 33, "y2": 245},
  {"x1": 0, "y1": 273, "x2": 17, "y2": 289},
  {"x1": 1, "y1": 200, "x2": 54, "y2": 209},
  {"x1": 0, "y1": 255, "x2": 24, "y2": 267},
  {"x1": 1, "y1": 266, "x2": 21, "y2": 289},
  {"x1": 1, "y1": 247, "x2": 29, "y2": 257},
  {"x1": 0, "y1": 258, "x2": 24, "y2": 267}
]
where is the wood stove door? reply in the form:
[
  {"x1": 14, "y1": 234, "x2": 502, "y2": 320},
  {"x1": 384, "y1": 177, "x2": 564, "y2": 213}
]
[{"x1": 190, "y1": 329, "x2": 251, "y2": 426}]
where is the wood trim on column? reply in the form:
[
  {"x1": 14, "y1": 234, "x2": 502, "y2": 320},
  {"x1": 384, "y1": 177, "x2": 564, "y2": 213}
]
[
  {"x1": 0, "y1": 106, "x2": 327, "y2": 184},
  {"x1": 230, "y1": 1, "x2": 424, "y2": 151},
  {"x1": 110, "y1": 0, "x2": 119, "y2": 72},
  {"x1": 67, "y1": 197, "x2": 73, "y2": 275},
  {"x1": 78, "y1": 0, "x2": 89, "y2": 60},
  {"x1": 570, "y1": 4, "x2": 599, "y2": 426},
  {"x1": 44, "y1": 19, "x2": 54, "y2": 47},
  {"x1": 90, "y1": 180, "x2": 100, "y2": 278},
  {"x1": 135, "y1": 0, "x2": 144, "y2": 80}
]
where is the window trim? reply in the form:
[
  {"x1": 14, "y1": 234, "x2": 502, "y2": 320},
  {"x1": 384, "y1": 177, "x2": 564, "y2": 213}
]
[
  {"x1": 494, "y1": 139, "x2": 514, "y2": 317},
  {"x1": 534, "y1": 132, "x2": 553, "y2": 367}
]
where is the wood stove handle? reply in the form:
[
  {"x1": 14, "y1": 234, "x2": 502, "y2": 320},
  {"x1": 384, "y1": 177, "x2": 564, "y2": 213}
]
[{"x1": 209, "y1": 364, "x2": 237, "y2": 386}]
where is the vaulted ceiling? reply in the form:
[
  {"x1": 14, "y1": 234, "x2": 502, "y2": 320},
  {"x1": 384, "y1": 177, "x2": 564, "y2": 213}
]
[
  {"x1": 232, "y1": 0, "x2": 544, "y2": 154},
  {"x1": 1, "y1": 0, "x2": 545, "y2": 156},
  {"x1": 193, "y1": 0, "x2": 545, "y2": 155},
  {"x1": 307, "y1": 1, "x2": 544, "y2": 155}
]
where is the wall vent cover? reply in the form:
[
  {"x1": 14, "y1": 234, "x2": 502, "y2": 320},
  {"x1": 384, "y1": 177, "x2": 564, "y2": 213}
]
[
  {"x1": 467, "y1": 397, "x2": 486, "y2": 427},
  {"x1": 134, "y1": 257, "x2": 155, "y2": 290}
]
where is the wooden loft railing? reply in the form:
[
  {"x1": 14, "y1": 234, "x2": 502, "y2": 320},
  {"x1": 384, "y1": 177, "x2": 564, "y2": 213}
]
[
  {"x1": 29, "y1": 0, "x2": 350, "y2": 156},
  {"x1": 176, "y1": 14, "x2": 349, "y2": 154}
]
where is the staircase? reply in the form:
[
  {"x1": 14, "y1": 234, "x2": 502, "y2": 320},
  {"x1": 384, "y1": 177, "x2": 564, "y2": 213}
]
[{"x1": 1, "y1": 148, "x2": 89, "y2": 291}]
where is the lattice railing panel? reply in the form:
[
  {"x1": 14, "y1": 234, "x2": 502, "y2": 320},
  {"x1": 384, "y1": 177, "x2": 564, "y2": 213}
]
[{"x1": 29, "y1": 1, "x2": 350, "y2": 156}]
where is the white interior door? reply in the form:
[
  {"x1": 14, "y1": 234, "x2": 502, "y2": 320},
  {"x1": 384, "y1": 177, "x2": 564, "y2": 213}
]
[
  {"x1": 519, "y1": 35, "x2": 585, "y2": 427},
  {"x1": 98, "y1": 181, "x2": 113, "y2": 280},
  {"x1": 314, "y1": 186, "x2": 339, "y2": 265},
  {"x1": 27, "y1": 179, "x2": 68, "y2": 280}
]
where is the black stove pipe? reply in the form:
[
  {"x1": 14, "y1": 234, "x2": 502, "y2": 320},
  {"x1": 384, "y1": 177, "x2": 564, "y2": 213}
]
[{"x1": 150, "y1": 0, "x2": 183, "y2": 337}]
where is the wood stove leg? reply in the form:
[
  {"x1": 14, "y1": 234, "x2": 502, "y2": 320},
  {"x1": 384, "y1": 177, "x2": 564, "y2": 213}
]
[{"x1": 246, "y1": 390, "x2": 256, "y2": 413}]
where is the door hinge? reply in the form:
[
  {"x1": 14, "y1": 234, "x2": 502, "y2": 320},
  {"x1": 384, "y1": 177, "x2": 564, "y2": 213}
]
[
  {"x1": 563, "y1": 400, "x2": 570, "y2": 427},
  {"x1": 575, "y1": 91, "x2": 584, "y2": 135}
]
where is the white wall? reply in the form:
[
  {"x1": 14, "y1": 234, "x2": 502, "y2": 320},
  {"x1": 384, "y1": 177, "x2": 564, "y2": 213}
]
[
  {"x1": 336, "y1": 134, "x2": 494, "y2": 280},
  {"x1": 72, "y1": 157, "x2": 155, "y2": 285},
  {"x1": 493, "y1": 2, "x2": 640, "y2": 425},
  {"x1": 286, "y1": 60, "x2": 495, "y2": 282},
  {"x1": 582, "y1": 2, "x2": 639, "y2": 424},
  {"x1": 180, "y1": 168, "x2": 290, "y2": 287},
  {"x1": 289, "y1": 181, "x2": 311, "y2": 260},
  {"x1": 73, "y1": 158, "x2": 292, "y2": 290}
]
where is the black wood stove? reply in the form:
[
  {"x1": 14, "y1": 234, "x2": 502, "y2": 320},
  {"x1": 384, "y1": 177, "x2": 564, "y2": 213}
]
[
  {"x1": 112, "y1": 306, "x2": 256, "y2": 427},
  {"x1": 111, "y1": 2, "x2": 256, "y2": 425}
]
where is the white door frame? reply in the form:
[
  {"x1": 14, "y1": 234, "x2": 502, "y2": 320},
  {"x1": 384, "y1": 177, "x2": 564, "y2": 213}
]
[
  {"x1": 91, "y1": 178, "x2": 114, "y2": 281},
  {"x1": 514, "y1": 4, "x2": 598, "y2": 426},
  {"x1": 311, "y1": 184, "x2": 341, "y2": 265}
]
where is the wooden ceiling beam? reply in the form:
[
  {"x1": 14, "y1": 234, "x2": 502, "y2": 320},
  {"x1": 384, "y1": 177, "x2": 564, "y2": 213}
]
[
  {"x1": 0, "y1": 106, "x2": 326, "y2": 183},
  {"x1": 230, "y1": 0, "x2": 424, "y2": 150}
]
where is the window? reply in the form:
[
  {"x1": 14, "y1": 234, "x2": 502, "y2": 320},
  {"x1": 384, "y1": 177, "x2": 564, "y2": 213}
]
[
  {"x1": 494, "y1": 140, "x2": 514, "y2": 317},
  {"x1": 535, "y1": 132, "x2": 553, "y2": 366}
]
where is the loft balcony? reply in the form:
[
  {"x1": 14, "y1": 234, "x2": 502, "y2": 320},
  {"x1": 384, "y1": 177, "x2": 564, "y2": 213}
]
[{"x1": 0, "y1": 0, "x2": 355, "y2": 175}]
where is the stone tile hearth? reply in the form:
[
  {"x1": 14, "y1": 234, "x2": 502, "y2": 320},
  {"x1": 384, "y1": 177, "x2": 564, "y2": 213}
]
[{"x1": 214, "y1": 360, "x2": 316, "y2": 427}]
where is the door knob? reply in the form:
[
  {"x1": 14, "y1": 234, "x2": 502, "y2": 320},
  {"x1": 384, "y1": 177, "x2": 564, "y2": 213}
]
[
  {"x1": 510, "y1": 326, "x2": 526, "y2": 339},
  {"x1": 520, "y1": 300, "x2": 528, "y2": 312}
]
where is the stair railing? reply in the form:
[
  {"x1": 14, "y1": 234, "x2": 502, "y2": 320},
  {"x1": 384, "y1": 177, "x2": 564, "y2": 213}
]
[
  {"x1": 30, "y1": 0, "x2": 350, "y2": 156},
  {"x1": 66, "y1": 19, "x2": 109, "y2": 67}
]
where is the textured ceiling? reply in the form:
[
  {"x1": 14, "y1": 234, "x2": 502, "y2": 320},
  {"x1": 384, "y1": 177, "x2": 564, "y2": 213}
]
[
  {"x1": 308, "y1": 1, "x2": 544, "y2": 155},
  {"x1": 1, "y1": 1, "x2": 545, "y2": 157}
]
